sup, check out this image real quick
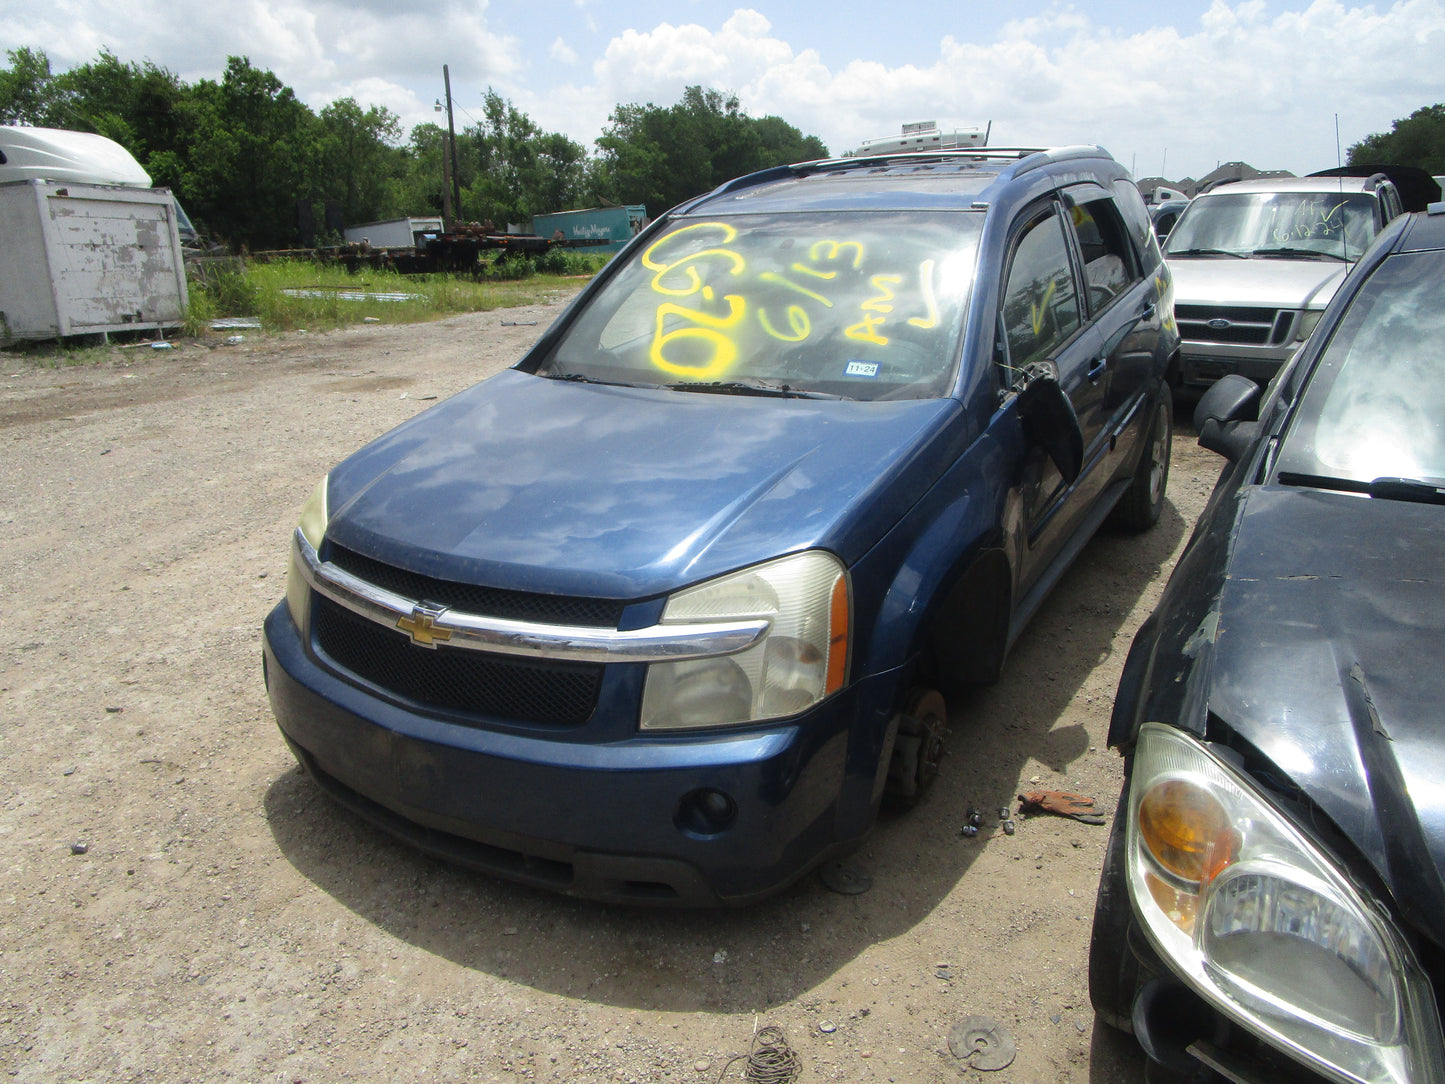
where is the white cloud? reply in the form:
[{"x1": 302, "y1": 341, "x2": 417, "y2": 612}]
[
  {"x1": 5, "y1": 0, "x2": 1443, "y2": 182},
  {"x1": 550, "y1": 38, "x2": 579, "y2": 66},
  {"x1": 546, "y1": 0, "x2": 1436, "y2": 178}
]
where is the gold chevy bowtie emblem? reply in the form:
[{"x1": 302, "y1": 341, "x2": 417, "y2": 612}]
[{"x1": 397, "y1": 605, "x2": 452, "y2": 648}]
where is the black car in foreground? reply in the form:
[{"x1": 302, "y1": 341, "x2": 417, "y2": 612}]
[{"x1": 1090, "y1": 202, "x2": 1445, "y2": 1084}]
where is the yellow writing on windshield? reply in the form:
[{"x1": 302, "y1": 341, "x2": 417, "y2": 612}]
[
  {"x1": 643, "y1": 222, "x2": 745, "y2": 296},
  {"x1": 650, "y1": 296, "x2": 747, "y2": 379},
  {"x1": 908, "y1": 260, "x2": 940, "y2": 329},
  {"x1": 641, "y1": 223, "x2": 947, "y2": 379}
]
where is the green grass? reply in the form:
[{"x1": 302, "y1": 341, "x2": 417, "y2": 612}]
[
  {"x1": 187, "y1": 254, "x2": 607, "y2": 334},
  {"x1": 1, "y1": 253, "x2": 610, "y2": 365}
]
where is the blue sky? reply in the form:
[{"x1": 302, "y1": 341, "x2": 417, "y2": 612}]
[{"x1": 3, "y1": 0, "x2": 1443, "y2": 185}]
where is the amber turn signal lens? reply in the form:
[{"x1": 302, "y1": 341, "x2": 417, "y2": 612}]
[
  {"x1": 825, "y1": 574, "x2": 850, "y2": 696},
  {"x1": 1138, "y1": 779, "x2": 1237, "y2": 884}
]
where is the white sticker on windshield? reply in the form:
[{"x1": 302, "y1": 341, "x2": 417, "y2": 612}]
[{"x1": 845, "y1": 360, "x2": 880, "y2": 378}]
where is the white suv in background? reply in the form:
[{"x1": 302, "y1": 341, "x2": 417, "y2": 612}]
[{"x1": 1164, "y1": 173, "x2": 1404, "y2": 390}]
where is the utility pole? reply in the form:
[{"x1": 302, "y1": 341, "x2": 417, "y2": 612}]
[{"x1": 444, "y1": 64, "x2": 461, "y2": 224}]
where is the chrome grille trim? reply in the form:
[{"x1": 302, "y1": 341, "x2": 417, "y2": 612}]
[{"x1": 294, "y1": 531, "x2": 768, "y2": 663}]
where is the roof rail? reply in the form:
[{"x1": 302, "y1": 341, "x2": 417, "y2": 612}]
[
  {"x1": 1011, "y1": 145, "x2": 1113, "y2": 176},
  {"x1": 803, "y1": 147, "x2": 1044, "y2": 171},
  {"x1": 795, "y1": 144, "x2": 1108, "y2": 176},
  {"x1": 697, "y1": 144, "x2": 1113, "y2": 201}
]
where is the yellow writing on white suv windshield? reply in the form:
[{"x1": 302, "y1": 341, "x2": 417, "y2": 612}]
[{"x1": 639, "y1": 221, "x2": 946, "y2": 381}]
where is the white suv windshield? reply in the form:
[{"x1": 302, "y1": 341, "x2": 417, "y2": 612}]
[
  {"x1": 1166, "y1": 191, "x2": 1379, "y2": 262},
  {"x1": 537, "y1": 212, "x2": 983, "y2": 401}
]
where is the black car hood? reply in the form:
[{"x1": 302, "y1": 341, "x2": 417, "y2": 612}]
[{"x1": 1207, "y1": 484, "x2": 1445, "y2": 937}]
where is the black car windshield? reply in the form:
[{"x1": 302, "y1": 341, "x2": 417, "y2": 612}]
[
  {"x1": 1275, "y1": 248, "x2": 1445, "y2": 491},
  {"x1": 533, "y1": 211, "x2": 983, "y2": 401},
  {"x1": 1165, "y1": 191, "x2": 1379, "y2": 262}
]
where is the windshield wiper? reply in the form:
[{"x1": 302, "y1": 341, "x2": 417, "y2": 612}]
[
  {"x1": 544, "y1": 371, "x2": 660, "y2": 389},
  {"x1": 1367, "y1": 477, "x2": 1445, "y2": 504},
  {"x1": 1166, "y1": 247, "x2": 1248, "y2": 259},
  {"x1": 1278, "y1": 472, "x2": 1445, "y2": 504},
  {"x1": 1250, "y1": 247, "x2": 1349, "y2": 262},
  {"x1": 667, "y1": 379, "x2": 843, "y2": 400}
]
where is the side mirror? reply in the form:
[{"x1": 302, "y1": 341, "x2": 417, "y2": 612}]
[
  {"x1": 1015, "y1": 363, "x2": 1084, "y2": 483},
  {"x1": 1194, "y1": 374, "x2": 1260, "y2": 460}
]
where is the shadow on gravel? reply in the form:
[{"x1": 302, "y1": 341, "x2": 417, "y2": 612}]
[{"x1": 264, "y1": 442, "x2": 1190, "y2": 1049}]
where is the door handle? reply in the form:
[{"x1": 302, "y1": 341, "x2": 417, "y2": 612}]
[
  {"x1": 1087, "y1": 357, "x2": 1107, "y2": 382},
  {"x1": 1138, "y1": 301, "x2": 1157, "y2": 321}
]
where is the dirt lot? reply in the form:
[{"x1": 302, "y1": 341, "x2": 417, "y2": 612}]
[{"x1": 0, "y1": 301, "x2": 1221, "y2": 1084}]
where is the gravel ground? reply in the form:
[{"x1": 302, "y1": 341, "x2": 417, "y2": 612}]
[{"x1": 0, "y1": 300, "x2": 1221, "y2": 1083}]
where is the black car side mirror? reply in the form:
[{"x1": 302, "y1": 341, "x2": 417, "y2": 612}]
[
  {"x1": 1194, "y1": 374, "x2": 1260, "y2": 460},
  {"x1": 1014, "y1": 363, "x2": 1084, "y2": 483}
]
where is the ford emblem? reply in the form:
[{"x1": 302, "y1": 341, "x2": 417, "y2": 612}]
[{"x1": 1206, "y1": 318, "x2": 1232, "y2": 330}]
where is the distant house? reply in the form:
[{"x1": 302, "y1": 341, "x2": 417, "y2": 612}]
[{"x1": 1137, "y1": 162, "x2": 1295, "y2": 200}]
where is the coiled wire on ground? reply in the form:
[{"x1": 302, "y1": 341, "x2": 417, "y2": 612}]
[{"x1": 715, "y1": 1024, "x2": 801, "y2": 1083}]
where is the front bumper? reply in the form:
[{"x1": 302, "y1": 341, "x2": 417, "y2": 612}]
[{"x1": 262, "y1": 603, "x2": 898, "y2": 906}]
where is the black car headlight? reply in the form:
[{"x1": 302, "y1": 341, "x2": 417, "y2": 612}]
[
  {"x1": 640, "y1": 551, "x2": 850, "y2": 731},
  {"x1": 1128, "y1": 723, "x2": 1445, "y2": 1084},
  {"x1": 284, "y1": 476, "x2": 328, "y2": 626}
]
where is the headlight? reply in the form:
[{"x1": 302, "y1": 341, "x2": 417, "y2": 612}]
[
  {"x1": 640, "y1": 551, "x2": 850, "y2": 730},
  {"x1": 285, "y1": 476, "x2": 329, "y2": 626},
  {"x1": 1128, "y1": 723, "x2": 1444, "y2": 1084},
  {"x1": 1295, "y1": 309, "x2": 1325, "y2": 342}
]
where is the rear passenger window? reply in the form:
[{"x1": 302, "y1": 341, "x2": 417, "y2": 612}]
[
  {"x1": 1000, "y1": 208, "x2": 1081, "y2": 370},
  {"x1": 1070, "y1": 197, "x2": 1139, "y2": 311},
  {"x1": 1111, "y1": 178, "x2": 1164, "y2": 272}
]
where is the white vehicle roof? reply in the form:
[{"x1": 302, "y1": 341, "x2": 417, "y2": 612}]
[
  {"x1": 1202, "y1": 175, "x2": 1376, "y2": 197},
  {"x1": 0, "y1": 125, "x2": 151, "y2": 187}
]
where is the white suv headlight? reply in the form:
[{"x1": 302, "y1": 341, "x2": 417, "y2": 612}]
[
  {"x1": 1128, "y1": 723, "x2": 1444, "y2": 1084},
  {"x1": 640, "y1": 551, "x2": 850, "y2": 731},
  {"x1": 1295, "y1": 309, "x2": 1325, "y2": 342}
]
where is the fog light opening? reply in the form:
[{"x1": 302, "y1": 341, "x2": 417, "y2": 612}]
[
  {"x1": 1132, "y1": 976, "x2": 1229, "y2": 1076},
  {"x1": 675, "y1": 788, "x2": 738, "y2": 838}
]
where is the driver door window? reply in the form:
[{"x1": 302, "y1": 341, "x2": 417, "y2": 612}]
[{"x1": 1001, "y1": 208, "x2": 1082, "y2": 376}]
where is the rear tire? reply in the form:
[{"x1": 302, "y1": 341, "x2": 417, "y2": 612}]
[{"x1": 1112, "y1": 387, "x2": 1172, "y2": 531}]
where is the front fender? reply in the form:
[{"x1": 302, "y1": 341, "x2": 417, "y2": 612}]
[{"x1": 851, "y1": 427, "x2": 1017, "y2": 683}]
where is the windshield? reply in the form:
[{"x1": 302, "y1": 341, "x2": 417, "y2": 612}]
[
  {"x1": 1275, "y1": 249, "x2": 1445, "y2": 489},
  {"x1": 533, "y1": 211, "x2": 983, "y2": 401},
  {"x1": 1165, "y1": 190, "x2": 1379, "y2": 262}
]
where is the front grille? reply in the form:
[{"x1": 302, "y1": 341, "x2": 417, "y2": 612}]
[
  {"x1": 1176, "y1": 304, "x2": 1282, "y2": 345},
  {"x1": 327, "y1": 544, "x2": 626, "y2": 628},
  {"x1": 312, "y1": 595, "x2": 603, "y2": 726}
]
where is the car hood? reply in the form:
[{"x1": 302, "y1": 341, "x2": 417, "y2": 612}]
[
  {"x1": 1206, "y1": 484, "x2": 1445, "y2": 934},
  {"x1": 1167, "y1": 256, "x2": 1349, "y2": 310},
  {"x1": 324, "y1": 368, "x2": 960, "y2": 600}
]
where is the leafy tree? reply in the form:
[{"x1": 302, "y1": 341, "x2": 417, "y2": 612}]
[
  {"x1": 593, "y1": 86, "x2": 829, "y2": 212},
  {"x1": 1349, "y1": 104, "x2": 1445, "y2": 176},
  {"x1": 316, "y1": 98, "x2": 404, "y2": 226},
  {"x1": 2, "y1": 48, "x2": 831, "y2": 251},
  {"x1": 47, "y1": 50, "x2": 190, "y2": 163},
  {"x1": 0, "y1": 47, "x2": 58, "y2": 125},
  {"x1": 459, "y1": 90, "x2": 587, "y2": 226},
  {"x1": 752, "y1": 114, "x2": 828, "y2": 166},
  {"x1": 181, "y1": 57, "x2": 321, "y2": 248},
  {"x1": 396, "y1": 122, "x2": 451, "y2": 217}
]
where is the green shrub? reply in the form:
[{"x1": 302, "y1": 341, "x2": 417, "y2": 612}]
[{"x1": 535, "y1": 248, "x2": 569, "y2": 275}]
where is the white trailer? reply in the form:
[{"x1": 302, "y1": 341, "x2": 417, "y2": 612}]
[
  {"x1": 342, "y1": 216, "x2": 443, "y2": 249},
  {"x1": 0, "y1": 180, "x2": 188, "y2": 341}
]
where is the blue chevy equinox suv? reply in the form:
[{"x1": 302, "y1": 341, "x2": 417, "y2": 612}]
[{"x1": 263, "y1": 145, "x2": 1180, "y2": 905}]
